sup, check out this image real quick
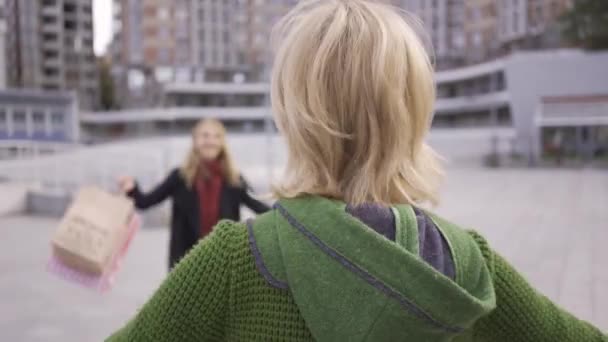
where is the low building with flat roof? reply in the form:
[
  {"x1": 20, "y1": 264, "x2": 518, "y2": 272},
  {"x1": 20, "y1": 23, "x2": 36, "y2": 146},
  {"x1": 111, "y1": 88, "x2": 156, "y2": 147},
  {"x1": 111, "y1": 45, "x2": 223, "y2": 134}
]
[
  {"x1": 0, "y1": 89, "x2": 79, "y2": 142},
  {"x1": 82, "y1": 49, "x2": 608, "y2": 162}
]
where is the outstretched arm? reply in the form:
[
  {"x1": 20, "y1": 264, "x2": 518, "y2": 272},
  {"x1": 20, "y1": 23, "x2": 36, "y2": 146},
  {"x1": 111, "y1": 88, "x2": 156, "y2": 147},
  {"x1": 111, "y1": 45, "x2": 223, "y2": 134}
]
[
  {"x1": 468, "y1": 231, "x2": 607, "y2": 342},
  {"x1": 127, "y1": 169, "x2": 180, "y2": 210},
  {"x1": 106, "y1": 221, "x2": 235, "y2": 341},
  {"x1": 240, "y1": 177, "x2": 271, "y2": 214}
]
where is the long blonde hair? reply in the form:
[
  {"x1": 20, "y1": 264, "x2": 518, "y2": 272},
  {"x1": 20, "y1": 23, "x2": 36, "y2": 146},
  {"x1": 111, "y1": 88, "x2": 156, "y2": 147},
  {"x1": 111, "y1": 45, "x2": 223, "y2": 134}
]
[
  {"x1": 271, "y1": 0, "x2": 442, "y2": 206},
  {"x1": 181, "y1": 119, "x2": 241, "y2": 188}
]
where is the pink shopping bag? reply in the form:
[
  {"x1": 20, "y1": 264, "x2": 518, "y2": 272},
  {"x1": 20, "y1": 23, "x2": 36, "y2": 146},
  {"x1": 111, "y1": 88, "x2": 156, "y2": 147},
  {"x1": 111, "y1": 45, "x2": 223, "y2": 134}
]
[{"x1": 47, "y1": 186, "x2": 141, "y2": 292}]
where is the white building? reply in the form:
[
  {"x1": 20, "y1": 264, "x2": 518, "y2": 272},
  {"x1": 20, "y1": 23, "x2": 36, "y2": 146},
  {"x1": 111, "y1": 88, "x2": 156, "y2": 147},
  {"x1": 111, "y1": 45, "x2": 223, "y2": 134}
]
[
  {"x1": 82, "y1": 50, "x2": 608, "y2": 162},
  {"x1": 0, "y1": 89, "x2": 79, "y2": 142}
]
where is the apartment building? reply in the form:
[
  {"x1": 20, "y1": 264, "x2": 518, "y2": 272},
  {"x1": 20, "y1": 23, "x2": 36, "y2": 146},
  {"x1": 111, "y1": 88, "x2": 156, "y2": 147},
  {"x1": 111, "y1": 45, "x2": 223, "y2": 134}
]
[
  {"x1": 395, "y1": 0, "x2": 466, "y2": 69},
  {"x1": 463, "y1": 0, "x2": 499, "y2": 63},
  {"x1": 0, "y1": 0, "x2": 6, "y2": 88},
  {"x1": 5, "y1": 0, "x2": 97, "y2": 109},
  {"x1": 498, "y1": 0, "x2": 574, "y2": 53},
  {"x1": 235, "y1": 0, "x2": 299, "y2": 80},
  {"x1": 398, "y1": 0, "x2": 572, "y2": 66}
]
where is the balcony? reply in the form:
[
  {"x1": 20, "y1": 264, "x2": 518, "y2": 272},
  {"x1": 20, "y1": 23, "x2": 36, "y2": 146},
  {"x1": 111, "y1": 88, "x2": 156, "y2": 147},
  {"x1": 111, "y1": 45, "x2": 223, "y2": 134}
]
[
  {"x1": 41, "y1": 4, "x2": 61, "y2": 17},
  {"x1": 42, "y1": 38, "x2": 61, "y2": 51},
  {"x1": 42, "y1": 57, "x2": 62, "y2": 69},
  {"x1": 537, "y1": 95, "x2": 608, "y2": 127},
  {"x1": 435, "y1": 91, "x2": 511, "y2": 114},
  {"x1": 41, "y1": 74, "x2": 63, "y2": 88},
  {"x1": 41, "y1": 21, "x2": 61, "y2": 34}
]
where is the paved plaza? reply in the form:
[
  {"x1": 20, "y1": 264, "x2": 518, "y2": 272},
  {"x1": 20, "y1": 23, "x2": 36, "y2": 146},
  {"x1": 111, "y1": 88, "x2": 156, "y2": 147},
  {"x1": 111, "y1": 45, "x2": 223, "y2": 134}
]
[{"x1": 1, "y1": 165, "x2": 607, "y2": 340}]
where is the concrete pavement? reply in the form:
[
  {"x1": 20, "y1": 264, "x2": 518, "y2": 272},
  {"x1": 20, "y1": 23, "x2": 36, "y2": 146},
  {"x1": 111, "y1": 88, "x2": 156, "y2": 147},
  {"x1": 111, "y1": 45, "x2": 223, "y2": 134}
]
[{"x1": 0, "y1": 167, "x2": 606, "y2": 340}]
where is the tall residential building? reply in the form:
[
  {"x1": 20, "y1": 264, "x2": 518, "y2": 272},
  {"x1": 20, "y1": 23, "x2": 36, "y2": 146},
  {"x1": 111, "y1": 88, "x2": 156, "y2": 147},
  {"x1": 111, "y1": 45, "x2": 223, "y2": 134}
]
[
  {"x1": 399, "y1": 0, "x2": 572, "y2": 67},
  {"x1": 235, "y1": 0, "x2": 299, "y2": 80},
  {"x1": 112, "y1": 0, "x2": 195, "y2": 71},
  {"x1": 113, "y1": 0, "x2": 250, "y2": 85},
  {"x1": 393, "y1": 0, "x2": 466, "y2": 69},
  {"x1": 5, "y1": 0, "x2": 97, "y2": 109},
  {"x1": 463, "y1": 0, "x2": 499, "y2": 63},
  {"x1": 498, "y1": 0, "x2": 573, "y2": 53},
  {"x1": 112, "y1": 0, "x2": 198, "y2": 108},
  {"x1": 191, "y1": 0, "x2": 247, "y2": 81},
  {"x1": 0, "y1": 0, "x2": 6, "y2": 88}
]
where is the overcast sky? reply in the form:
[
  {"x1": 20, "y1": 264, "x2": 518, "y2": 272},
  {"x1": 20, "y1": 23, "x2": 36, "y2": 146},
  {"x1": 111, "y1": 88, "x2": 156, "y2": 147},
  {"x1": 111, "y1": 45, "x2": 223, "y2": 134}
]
[{"x1": 93, "y1": 0, "x2": 112, "y2": 55}]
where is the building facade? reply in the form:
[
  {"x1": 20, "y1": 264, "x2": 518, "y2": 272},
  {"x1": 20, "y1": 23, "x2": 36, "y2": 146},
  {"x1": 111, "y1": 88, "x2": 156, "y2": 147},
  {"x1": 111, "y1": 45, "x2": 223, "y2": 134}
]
[
  {"x1": 235, "y1": 0, "x2": 299, "y2": 80},
  {"x1": 0, "y1": 89, "x2": 79, "y2": 142},
  {"x1": 82, "y1": 50, "x2": 608, "y2": 163},
  {"x1": 112, "y1": 0, "x2": 195, "y2": 70},
  {"x1": 113, "y1": 0, "x2": 251, "y2": 83},
  {"x1": 498, "y1": 0, "x2": 574, "y2": 53},
  {"x1": 0, "y1": 0, "x2": 6, "y2": 88},
  {"x1": 463, "y1": 0, "x2": 499, "y2": 63},
  {"x1": 5, "y1": 0, "x2": 97, "y2": 109},
  {"x1": 397, "y1": 0, "x2": 573, "y2": 67},
  {"x1": 394, "y1": 0, "x2": 466, "y2": 69}
]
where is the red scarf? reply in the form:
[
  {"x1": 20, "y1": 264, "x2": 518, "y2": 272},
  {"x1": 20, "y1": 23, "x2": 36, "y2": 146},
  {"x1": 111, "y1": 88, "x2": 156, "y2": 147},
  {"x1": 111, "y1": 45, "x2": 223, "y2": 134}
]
[{"x1": 195, "y1": 160, "x2": 223, "y2": 238}]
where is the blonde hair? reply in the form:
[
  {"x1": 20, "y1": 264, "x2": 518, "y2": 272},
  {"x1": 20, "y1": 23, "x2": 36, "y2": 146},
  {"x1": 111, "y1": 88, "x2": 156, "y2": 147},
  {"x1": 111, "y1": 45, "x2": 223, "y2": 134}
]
[
  {"x1": 271, "y1": 0, "x2": 442, "y2": 206},
  {"x1": 181, "y1": 118, "x2": 241, "y2": 188}
]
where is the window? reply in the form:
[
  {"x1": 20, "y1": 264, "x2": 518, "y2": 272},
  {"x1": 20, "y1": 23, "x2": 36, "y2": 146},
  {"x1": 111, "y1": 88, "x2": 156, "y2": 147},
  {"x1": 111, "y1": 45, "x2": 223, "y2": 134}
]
[
  {"x1": 155, "y1": 67, "x2": 174, "y2": 83},
  {"x1": 158, "y1": 49, "x2": 170, "y2": 64},
  {"x1": 159, "y1": 27, "x2": 170, "y2": 40},
  {"x1": 158, "y1": 7, "x2": 170, "y2": 20},
  {"x1": 452, "y1": 32, "x2": 464, "y2": 49},
  {"x1": 473, "y1": 8, "x2": 481, "y2": 20},
  {"x1": 176, "y1": 8, "x2": 188, "y2": 20},
  {"x1": 473, "y1": 32, "x2": 482, "y2": 46},
  {"x1": 14, "y1": 111, "x2": 26, "y2": 124},
  {"x1": 551, "y1": 2, "x2": 560, "y2": 17},
  {"x1": 51, "y1": 112, "x2": 65, "y2": 124},
  {"x1": 224, "y1": 51, "x2": 231, "y2": 64},
  {"x1": 33, "y1": 112, "x2": 45, "y2": 123}
]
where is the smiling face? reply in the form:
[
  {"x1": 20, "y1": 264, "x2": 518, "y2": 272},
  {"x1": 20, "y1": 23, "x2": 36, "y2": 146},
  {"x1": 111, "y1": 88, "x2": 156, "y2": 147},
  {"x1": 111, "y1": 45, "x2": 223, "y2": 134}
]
[{"x1": 193, "y1": 120, "x2": 225, "y2": 161}]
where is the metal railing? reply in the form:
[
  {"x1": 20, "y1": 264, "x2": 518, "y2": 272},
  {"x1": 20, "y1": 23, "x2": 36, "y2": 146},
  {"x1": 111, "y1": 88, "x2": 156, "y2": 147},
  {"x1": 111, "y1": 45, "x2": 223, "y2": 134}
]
[{"x1": 0, "y1": 140, "x2": 169, "y2": 195}]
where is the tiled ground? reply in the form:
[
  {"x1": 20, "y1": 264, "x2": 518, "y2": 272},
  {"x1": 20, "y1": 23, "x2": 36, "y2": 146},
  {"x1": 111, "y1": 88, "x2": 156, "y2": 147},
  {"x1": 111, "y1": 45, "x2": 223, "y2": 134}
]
[{"x1": 0, "y1": 166, "x2": 606, "y2": 341}]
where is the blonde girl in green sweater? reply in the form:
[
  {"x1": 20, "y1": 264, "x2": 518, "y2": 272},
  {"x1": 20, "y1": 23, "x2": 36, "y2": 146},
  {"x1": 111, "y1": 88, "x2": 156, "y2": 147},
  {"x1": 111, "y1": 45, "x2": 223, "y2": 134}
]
[{"x1": 108, "y1": 0, "x2": 607, "y2": 341}]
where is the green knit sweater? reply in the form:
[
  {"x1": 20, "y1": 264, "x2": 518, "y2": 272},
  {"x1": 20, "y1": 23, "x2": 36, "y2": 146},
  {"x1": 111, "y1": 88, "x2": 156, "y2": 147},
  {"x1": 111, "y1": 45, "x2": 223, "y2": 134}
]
[{"x1": 108, "y1": 196, "x2": 606, "y2": 341}]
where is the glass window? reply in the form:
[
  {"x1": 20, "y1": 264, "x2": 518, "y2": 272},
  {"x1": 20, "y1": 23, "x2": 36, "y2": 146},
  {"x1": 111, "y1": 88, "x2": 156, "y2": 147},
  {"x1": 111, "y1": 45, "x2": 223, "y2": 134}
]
[
  {"x1": 14, "y1": 111, "x2": 26, "y2": 123},
  {"x1": 158, "y1": 49, "x2": 170, "y2": 64},
  {"x1": 473, "y1": 32, "x2": 482, "y2": 46},
  {"x1": 33, "y1": 111, "x2": 45, "y2": 123},
  {"x1": 158, "y1": 7, "x2": 170, "y2": 20},
  {"x1": 51, "y1": 112, "x2": 64, "y2": 125}
]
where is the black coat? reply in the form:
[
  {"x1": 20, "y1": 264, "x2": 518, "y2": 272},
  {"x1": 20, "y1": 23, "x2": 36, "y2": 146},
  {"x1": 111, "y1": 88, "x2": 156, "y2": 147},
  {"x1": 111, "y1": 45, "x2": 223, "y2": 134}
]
[{"x1": 128, "y1": 168, "x2": 270, "y2": 269}]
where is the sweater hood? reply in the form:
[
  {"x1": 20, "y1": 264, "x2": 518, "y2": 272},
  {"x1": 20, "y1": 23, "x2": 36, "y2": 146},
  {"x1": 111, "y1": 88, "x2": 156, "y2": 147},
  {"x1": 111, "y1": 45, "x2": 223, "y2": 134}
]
[{"x1": 248, "y1": 196, "x2": 496, "y2": 341}]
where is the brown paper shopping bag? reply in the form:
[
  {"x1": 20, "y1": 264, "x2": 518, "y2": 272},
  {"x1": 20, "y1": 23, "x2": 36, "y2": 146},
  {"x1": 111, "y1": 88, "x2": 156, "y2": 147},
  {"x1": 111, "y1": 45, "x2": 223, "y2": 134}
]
[{"x1": 51, "y1": 186, "x2": 135, "y2": 276}]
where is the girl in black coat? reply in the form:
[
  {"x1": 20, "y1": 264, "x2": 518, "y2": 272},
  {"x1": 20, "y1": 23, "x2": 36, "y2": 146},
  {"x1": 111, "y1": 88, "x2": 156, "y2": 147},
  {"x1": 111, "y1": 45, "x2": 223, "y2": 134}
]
[{"x1": 119, "y1": 119, "x2": 269, "y2": 269}]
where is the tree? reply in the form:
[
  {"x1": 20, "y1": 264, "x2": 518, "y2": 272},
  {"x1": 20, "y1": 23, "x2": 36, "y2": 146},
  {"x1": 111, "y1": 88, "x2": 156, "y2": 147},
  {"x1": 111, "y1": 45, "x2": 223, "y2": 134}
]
[
  {"x1": 98, "y1": 57, "x2": 117, "y2": 110},
  {"x1": 560, "y1": 0, "x2": 608, "y2": 50}
]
